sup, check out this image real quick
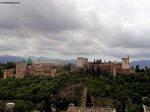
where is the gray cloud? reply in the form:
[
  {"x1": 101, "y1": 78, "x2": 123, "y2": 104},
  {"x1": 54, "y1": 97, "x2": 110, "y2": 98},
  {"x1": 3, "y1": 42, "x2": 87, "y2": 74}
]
[{"x1": 0, "y1": 0, "x2": 150, "y2": 60}]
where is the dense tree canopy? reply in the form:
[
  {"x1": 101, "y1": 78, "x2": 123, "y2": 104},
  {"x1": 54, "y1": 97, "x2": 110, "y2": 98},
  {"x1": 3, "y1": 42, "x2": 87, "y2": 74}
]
[{"x1": 0, "y1": 69, "x2": 150, "y2": 111}]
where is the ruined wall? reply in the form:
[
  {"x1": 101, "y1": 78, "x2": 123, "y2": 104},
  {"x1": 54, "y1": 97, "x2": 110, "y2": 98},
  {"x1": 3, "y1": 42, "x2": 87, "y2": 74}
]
[{"x1": 4, "y1": 69, "x2": 15, "y2": 79}]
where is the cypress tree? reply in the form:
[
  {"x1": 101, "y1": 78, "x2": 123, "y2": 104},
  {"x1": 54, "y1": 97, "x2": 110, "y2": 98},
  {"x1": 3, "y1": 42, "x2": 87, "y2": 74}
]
[
  {"x1": 44, "y1": 97, "x2": 52, "y2": 112},
  {"x1": 94, "y1": 59, "x2": 95, "y2": 64},
  {"x1": 86, "y1": 92, "x2": 93, "y2": 107},
  {"x1": 122, "y1": 101, "x2": 126, "y2": 112}
]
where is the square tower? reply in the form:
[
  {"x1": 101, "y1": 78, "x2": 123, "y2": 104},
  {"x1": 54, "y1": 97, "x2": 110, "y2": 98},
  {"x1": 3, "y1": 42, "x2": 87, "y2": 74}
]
[
  {"x1": 16, "y1": 62, "x2": 27, "y2": 79},
  {"x1": 122, "y1": 57, "x2": 129, "y2": 69},
  {"x1": 77, "y1": 57, "x2": 88, "y2": 67}
]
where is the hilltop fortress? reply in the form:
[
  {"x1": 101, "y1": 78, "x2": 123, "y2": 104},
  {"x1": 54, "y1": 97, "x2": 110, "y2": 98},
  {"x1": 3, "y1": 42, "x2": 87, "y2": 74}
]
[
  {"x1": 76, "y1": 56, "x2": 135, "y2": 76},
  {"x1": 4, "y1": 58, "x2": 63, "y2": 79},
  {"x1": 4, "y1": 56, "x2": 135, "y2": 79}
]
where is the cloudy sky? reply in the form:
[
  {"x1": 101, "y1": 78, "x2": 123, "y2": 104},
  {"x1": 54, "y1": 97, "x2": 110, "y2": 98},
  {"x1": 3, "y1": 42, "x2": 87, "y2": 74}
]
[{"x1": 0, "y1": 0, "x2": 150, "y2": 61}]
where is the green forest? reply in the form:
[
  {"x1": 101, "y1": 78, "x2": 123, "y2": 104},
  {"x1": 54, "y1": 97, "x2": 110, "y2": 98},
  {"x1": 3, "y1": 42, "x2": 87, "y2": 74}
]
[{"x1": 0, "y1": 63, "x2": 150, "y2": 112}]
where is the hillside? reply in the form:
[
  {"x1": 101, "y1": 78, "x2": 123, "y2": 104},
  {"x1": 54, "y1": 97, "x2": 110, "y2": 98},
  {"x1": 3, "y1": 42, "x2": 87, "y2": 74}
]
[
  {"x1": 0, "y1": 55, "x2": 24, "y2": 63},
  {"x1": 0, "y1": 72, "x2": 150, "y2": 111},
  {"x1": 130, "y1": 60, "x2": 150, "y2": 68}
]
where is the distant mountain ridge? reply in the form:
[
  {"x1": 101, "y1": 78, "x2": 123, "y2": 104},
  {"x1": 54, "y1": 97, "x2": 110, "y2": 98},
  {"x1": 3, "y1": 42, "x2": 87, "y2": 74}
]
[
  {"x1": 130, "y1": 60, "x2": 150, "y2": 68},
  {"x1": 30, "y1": 56, "x2": 76, "y2": 65},
  {"x1": 0, "y1": 55, "x2": 76, "y2": 65},
  {"x1": 0, "y1": 55, "x2": 149, "y2": 68},
  {"x1": 0, "y1": 55, "x2": 24, "y2": 63}
]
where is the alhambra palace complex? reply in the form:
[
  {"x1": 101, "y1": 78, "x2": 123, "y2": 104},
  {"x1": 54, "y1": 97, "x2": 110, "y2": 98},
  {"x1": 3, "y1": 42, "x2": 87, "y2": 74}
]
[
  {"x1": 3, "y1": 56, "x2": 136, "y2": 112},
  {"x1": 3, "y1": 56, "x2": 135, "y2": 79},
  {"x1": 4, "y1": 58, "x2": 63, "y2": 79},
  {"x1": 76, "y1": 56, "x2": 135, "y2": 77}
]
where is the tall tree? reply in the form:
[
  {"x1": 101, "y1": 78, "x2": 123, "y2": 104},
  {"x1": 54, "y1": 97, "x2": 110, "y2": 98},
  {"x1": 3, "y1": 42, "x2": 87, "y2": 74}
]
[
  {"x1": 122, "y1": 101, "x2": 126, "y2": 112},
  {"x1": 98, "y1": 59, "x2": 102, "y2": 64},
  {"x1": 44, "y1": 97, "x2": 52, "y2": 112},
  {"x1": 94, "y1": 59, "x2": 95, "y2": 64},
  {"x1": 86, "y1": 92, "x2": 93, "y2": 107}
]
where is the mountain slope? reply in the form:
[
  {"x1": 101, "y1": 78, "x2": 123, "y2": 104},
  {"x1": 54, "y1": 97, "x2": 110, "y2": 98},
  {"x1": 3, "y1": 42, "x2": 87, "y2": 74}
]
[
  {"x1": 0, "y1": 55, "x2": 24, "y2": 63},
  {"x1": 130, "y1": 60, "x2": 150, "y2": 68},
  {"x1": 0, "y1": 55, "x2": 77, "y2": 65}
]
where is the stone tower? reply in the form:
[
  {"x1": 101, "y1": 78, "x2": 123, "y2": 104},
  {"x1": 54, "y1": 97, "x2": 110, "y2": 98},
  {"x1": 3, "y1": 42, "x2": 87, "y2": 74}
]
[
  {"x1": 77, "y1": 57, "x2": 88, "y2": 67},
  {"x1": 16, "y1": 62, "x2": 27, "y2": 79},
  {"x1": 122, "y1": 56, "x2": 130, "y2": 69},
  {"x1": 111, "y1": 66, "x2": 116, "y2": 77}
]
